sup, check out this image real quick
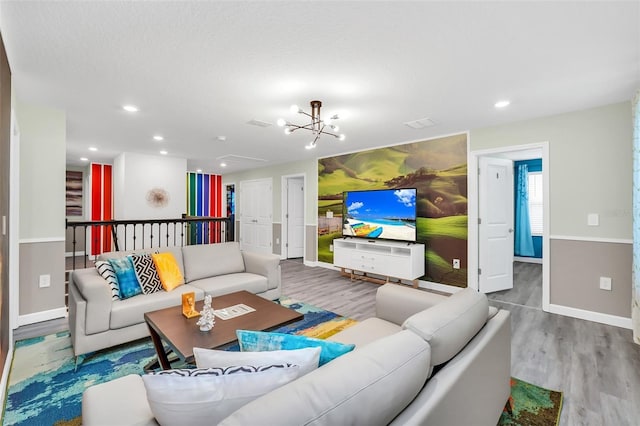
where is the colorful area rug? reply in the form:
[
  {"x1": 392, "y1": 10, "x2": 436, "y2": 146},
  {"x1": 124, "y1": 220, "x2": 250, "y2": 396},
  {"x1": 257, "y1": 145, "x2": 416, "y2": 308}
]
[
  {"x1": 498, "y1": 377, "x2": 563, "y2": 426},
  {"x1": 1, "y1": 296, "x2": 356, "y2": 426}
]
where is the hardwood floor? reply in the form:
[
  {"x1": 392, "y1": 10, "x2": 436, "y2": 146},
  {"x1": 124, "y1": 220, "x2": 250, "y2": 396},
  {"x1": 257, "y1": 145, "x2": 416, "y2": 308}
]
[
  {"x1": 487, "y1": 261, "x2": 542, "y2": 308},
  {"x1": 13, "y1": 258, "x2": 640, "y2": 425}
]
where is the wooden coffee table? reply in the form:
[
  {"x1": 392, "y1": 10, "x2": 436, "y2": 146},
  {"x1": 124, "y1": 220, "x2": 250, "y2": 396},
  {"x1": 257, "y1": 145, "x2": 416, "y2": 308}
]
[{"x1": 144, "y1": 290, "x2": 303, "y2": 370}]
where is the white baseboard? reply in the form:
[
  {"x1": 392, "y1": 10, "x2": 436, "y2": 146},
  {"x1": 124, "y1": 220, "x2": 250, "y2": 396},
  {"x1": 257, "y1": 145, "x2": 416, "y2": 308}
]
[
  {"x1": 17, "y1": 307, "x2": 68, "y2": 327},
  {"x1": 0, "y1": 340, "x2": 14, "y2": 408},
  {"x1": 65, "y1": 251, "x2": 86, "y2": 258},
  {"x1": 548, "y1": 303, "x2": 632, "y2": 329}
]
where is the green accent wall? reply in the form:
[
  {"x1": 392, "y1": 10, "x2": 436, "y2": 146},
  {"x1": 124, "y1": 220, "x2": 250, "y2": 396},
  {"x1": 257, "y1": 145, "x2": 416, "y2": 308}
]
[{"x1": 318, "y1": 133, "x2": 469, "y2": 287}]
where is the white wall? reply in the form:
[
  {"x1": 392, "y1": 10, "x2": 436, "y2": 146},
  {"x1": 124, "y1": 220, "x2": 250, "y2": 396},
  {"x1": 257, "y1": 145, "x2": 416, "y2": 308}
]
[
  {"x1": 471, "y1": 101, "x2": 632, "y2": 240},
  {"x1": 113, "y1": 152, "x2": 187, "y2": 219},
  {"x1": 113, "y1": 152, "x2": 187, "y2": 249},
  {"x1": 15, "y1": 100, "x2": 66, "y2": 322},
  {"x1": 16, "y1": 101, "x2": 65, "y2": 239}
]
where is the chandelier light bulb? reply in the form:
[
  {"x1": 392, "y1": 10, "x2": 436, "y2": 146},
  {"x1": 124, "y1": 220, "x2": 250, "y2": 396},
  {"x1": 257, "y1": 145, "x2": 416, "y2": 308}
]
[
  {"x1": 277, "y1": 118, "x2": 286, "y2": 127},
  {"x1": 306, "y1": 142, "x2": 316, "y2": 150},
  {"x1": 284, "y1": 128, "x2": 292, "y2": 135},
  {"x1": 332, "y1": 125, "x2": 339, "y2": 132},
  {"x1": 339, "y1": 134, "x2": 346, "y2": 141},
  {"x1": 290, "y1": 104, "x2": 300, "y2": 114}
]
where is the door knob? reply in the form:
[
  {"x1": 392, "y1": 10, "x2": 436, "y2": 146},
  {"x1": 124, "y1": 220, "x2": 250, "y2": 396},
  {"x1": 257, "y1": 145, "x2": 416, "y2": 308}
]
[{"x1": 508, "y1": 228, "x2": 514, "y2": 233}]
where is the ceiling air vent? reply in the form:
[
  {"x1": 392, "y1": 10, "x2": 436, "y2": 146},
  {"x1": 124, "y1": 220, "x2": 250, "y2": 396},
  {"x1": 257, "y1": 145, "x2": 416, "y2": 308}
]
[
  {"x1": 404, "y1": 117, "x2": 437, "y2": 129},
  {"x1": 247, "y1": 119, "x2": 273, "y2": 128}
]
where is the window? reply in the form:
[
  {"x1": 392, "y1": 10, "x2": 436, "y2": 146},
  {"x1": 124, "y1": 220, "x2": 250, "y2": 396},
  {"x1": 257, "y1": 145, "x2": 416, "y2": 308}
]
[{"x1": 528, "y1": 172, "x2": 543, "y2": 235}]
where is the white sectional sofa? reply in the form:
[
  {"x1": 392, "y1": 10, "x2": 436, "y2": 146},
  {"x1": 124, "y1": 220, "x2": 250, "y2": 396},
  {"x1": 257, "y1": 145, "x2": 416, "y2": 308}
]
[
  {"x1": 68, "y1": 242, "x2": 282, "y2": 357},
  {"x1": 82, "y1": 284, "x2": 512, "y2": 425}
]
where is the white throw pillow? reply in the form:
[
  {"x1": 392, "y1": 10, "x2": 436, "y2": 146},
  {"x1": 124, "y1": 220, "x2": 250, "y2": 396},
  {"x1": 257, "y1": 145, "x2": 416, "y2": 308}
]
[
  {"x1": 193, "y1": 346, "x2": 321, "y2": 376},
  {"x1": 142, "y1": 364, "x2": 300, "y2": 426}
]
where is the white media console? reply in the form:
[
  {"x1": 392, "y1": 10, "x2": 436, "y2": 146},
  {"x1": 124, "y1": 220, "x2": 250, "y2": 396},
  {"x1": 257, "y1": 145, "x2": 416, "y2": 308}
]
[{"x1": 332, "y1": 238, "x2": 425, "y2": 287}]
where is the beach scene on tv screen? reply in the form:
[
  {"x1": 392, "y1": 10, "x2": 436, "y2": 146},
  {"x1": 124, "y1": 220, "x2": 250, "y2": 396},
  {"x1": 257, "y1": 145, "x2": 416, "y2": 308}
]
[{"x1": 343, "y1": 189, "x2": 417, "y2": 241}]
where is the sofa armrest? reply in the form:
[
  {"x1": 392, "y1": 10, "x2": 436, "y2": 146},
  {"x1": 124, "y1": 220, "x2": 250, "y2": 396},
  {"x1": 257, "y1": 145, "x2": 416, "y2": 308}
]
[
  {"x1": 241, "y1": 251, "x2": 281, "y2": 291},
  {"x1": 375, "y1": 284, "x2": 448, "y2": 325},
  {"x1": 69, "y1": 268, "x2": 112, "y2": 335}
]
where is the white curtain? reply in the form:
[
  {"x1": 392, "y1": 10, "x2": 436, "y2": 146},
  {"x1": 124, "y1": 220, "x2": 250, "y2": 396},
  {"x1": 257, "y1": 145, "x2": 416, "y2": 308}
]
[{"x1": 633, "y1": 89, "x2": 640, "y2": 344}]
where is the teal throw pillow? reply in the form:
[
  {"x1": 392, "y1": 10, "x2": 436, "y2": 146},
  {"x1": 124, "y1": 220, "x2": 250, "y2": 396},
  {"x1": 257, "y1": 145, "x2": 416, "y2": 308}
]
[
  {"x1": 236, "y1": 330, "x2": 355, "y2": 366},
  {"x1": 108, "y1": 257, "x2": 143, "y2": 299}
]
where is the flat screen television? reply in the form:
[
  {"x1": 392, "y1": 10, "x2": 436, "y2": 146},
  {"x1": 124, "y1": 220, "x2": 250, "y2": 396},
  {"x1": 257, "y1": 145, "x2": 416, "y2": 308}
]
[{"x1": 342, "y1": 188, "x2": 417, "y2": 242}]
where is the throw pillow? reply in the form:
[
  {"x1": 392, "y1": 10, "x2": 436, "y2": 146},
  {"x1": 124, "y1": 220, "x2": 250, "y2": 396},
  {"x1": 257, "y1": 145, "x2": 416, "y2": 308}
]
[
  {"x1": 142, "y1": 364, "x2": 300, "y2": 426},
  {"x1": 129, "y1": 253, "x2": 163, "y2": 294},
  {"x1": 95, "y1": 260, "x2": 120, "y2": 300},
  {"x1": 236, "y1": 330, "x2": 355, "y2": 366},
  {"x1": 193, "y1": 346, "x2": 321, "y2": 376},
  {"x1": 108, "y1": 257, "x2": 142, "y2": 299},
  {"x1": 151, "y1": 252, "x2": 185, "y2": 291}
]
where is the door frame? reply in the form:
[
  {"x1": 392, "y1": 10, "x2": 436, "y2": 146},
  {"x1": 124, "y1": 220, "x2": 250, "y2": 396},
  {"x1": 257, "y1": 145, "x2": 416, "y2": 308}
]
[
  {"x1": 281, "y1": 173, "x2": 306, "y2": 261},
  {"x1": 469, "y1": 141, "x2": 550, "y2": 311},
  {"x1": 223, "y1": 182, "x2": 236, "y2": 242}
]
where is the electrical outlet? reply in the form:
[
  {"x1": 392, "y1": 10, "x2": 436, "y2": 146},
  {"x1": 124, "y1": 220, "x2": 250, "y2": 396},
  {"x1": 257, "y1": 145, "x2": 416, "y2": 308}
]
[
  {"x1": 452, "y1": 259, "x2": 460, "y2": 269},
  {"x1": 39, "y1": 274, "x2": 51, "y2": 288},
  {"x1": 599, "y1": 276, "x2": 612, "y2": 291},
  {"x1": 276, "y1": 238, "x2": 280, "y2": 244},
  {"x1": 329, "y1": 244, "x2": 334, "y2": 252}
]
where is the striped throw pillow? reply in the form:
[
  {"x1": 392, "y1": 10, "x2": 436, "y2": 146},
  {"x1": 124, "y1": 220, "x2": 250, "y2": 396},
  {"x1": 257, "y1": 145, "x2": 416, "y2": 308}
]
[{"x1": 95, "y1": 260, "x2": 120, "y2": 300}]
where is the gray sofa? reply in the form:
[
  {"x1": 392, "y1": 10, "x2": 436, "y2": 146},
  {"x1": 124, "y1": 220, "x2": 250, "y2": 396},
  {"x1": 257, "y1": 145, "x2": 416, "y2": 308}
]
[
  {"x1": 82, "y1": 284, "x2": 511, "y2": 425},
  {"x1": 69, "y1": 242, "x2": 282, "y2": 357}
]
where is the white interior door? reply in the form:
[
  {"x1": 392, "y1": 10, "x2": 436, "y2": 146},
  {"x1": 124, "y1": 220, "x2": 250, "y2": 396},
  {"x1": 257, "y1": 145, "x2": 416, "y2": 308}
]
[
  {"x1": 239, "y1": 179, "x2": 272, "y2": 254},
  {"x1": 479, "y1": 156, "x2": 514, "y2": 293},
  {"x1": 285, "y1": 177, "x2": 304, "y2": 258}
]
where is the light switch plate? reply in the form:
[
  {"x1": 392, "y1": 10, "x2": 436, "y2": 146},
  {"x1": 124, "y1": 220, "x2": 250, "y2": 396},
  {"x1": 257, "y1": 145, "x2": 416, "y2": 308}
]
[
  {"x1": 599, "y1": 276, "x2": 612, "y2": 291},
  {"x1": 588, "y1": 213, "x2": 599, "y2": 226}
]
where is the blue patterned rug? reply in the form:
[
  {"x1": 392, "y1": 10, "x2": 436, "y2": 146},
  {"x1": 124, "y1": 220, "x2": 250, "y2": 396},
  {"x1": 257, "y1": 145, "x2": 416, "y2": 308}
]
[{"x1": 1, "y1": 296, "x2": 356, "y2": 425}]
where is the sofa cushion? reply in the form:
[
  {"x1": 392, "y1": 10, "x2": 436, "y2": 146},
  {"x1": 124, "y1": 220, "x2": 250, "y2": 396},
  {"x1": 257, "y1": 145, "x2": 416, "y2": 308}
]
[
  {"x1": 82, "y1": 374, "x2": 155, "y2": 426},
  {"x1": 194, "y1": 346, "x2": 321, "y2": 376},
  {"x1": 182, "y1": 242, "x2": 245, "y2": 283},
  {"x1": 108, "y1": 257, "x2": 142, "y2": 299},
  {"x1": 152, "y1": 252, "x2": 185, "y2": 291},
  {"x1": 237, "y1": 330, "x2": 355, "y2": 366},
  {"x1": 130, "y1": 253, "x2": 163, "y2": 294},
  {"x1": 328, "y1": 317, "x2": 401, "y2": 347},
  {"x1": 219, "y1": 330, "x2": 431, "y2": 426},
  {"x1": 109, "y1": 284, "x2": 204, "y2": 329},
  {"x1": 402, "y1": 287, "x2": 489, "y2": 366},
  {"x1": 142, "y1": 364, "x2": 300, "y2": 426},
  {"x1": 189, "y1": 273, "x2": 267, "y2": 296},
  {"x1": 95, "y1": 260, "x2": 120, "y2": 300}
]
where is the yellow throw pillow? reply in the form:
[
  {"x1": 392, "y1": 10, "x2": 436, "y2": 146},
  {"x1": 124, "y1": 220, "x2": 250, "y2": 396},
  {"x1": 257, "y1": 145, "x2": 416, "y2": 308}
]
[{"x1": 151, "y1": 252, "x2": 185, "y2": 291}]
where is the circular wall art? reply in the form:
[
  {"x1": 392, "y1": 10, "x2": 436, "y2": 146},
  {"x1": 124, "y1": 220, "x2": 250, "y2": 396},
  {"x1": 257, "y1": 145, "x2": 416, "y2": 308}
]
[{"x1": 146, "y1": 187, "x2": 170, "y2": 208}]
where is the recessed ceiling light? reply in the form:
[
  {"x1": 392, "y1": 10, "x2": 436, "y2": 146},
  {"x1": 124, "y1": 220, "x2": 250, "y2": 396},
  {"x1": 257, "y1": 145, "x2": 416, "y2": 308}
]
[
  {"x1": 88, "y1": 147, "x2": 98, "y2": 151},
  {"x1": 160, "y1": 150, "x2": 168, "y2": 155},
  {"x1": 80, "y1": 157, "x2": 89, "y2": 161},
  {"x1": 196, "y1": 169, "x2": 203, "y2": 173},
  {"x1": 122, "y1": 105, "x2": 139, "y2": 112},
  {"x1": 494, "y1": 100, "x2": 510, "y2": 108},
  {"x1": 217, "y1": 136, "x2": 227, "y2": 142},
  {"x1": 153, "y1": 135, "x2": 164, "y2": 141},
  {"x1": 220, "y1": 162, "x2": 227, "y2": 167}
]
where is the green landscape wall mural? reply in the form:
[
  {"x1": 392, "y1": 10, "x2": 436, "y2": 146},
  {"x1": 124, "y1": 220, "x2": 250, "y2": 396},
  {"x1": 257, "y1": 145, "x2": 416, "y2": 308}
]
[{"x1": 317, "y1": 133, "x2": 468, "y2": 287}]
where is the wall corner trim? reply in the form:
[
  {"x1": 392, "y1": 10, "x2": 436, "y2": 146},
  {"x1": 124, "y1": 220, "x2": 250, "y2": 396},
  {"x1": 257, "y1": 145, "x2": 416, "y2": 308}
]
[
  {"x1": 17, "y1": 307, "x2": 67, "y2": 327},
  {"x1": 19, "y1": 237, "x2": 66, "y2": 244},
  {"x1": 548, "y1": 303, "x2": 631, "y2": 329},
  {"x1": 550, "y1": 235, "x2": 632, "y2": 245}
]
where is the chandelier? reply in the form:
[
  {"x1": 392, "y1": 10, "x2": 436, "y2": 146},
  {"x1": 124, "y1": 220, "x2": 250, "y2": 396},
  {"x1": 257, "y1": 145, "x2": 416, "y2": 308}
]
[{"x1": 277, "y1": 100, "x2": 345, "y2": 149}]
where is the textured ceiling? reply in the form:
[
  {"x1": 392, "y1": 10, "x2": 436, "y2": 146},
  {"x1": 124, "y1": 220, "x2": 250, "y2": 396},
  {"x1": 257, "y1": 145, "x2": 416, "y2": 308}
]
[{"x1": 0, "y1": 1, "x2": 638, "y2": 174}]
